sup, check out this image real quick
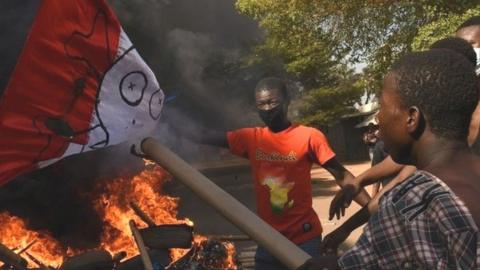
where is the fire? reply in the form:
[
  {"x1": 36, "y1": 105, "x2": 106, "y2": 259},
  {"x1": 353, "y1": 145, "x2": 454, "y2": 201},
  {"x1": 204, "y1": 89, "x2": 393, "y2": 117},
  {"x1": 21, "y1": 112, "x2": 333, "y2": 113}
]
[
  {"x1": 0, "y1": 160, "x2": 238, "y2": 269},
  {"x1": 169, "y1": 236, "x2": 238, "y2": 270},
  {"x1": 93, "y1": 161, "x2": 189, "y2": 258},
  {"x1": 224, "y1": 242, "x2": 237, "y2": 269},
  {"x1": 0, "y1": 212, "x2": 65, "y2": 267}
]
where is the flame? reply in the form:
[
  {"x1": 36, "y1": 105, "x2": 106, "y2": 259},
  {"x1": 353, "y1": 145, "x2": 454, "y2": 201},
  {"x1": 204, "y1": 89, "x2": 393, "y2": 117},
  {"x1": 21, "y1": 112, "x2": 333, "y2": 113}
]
[
  {"x1": 0, "y1": 160, "x2": 238, "y2": 269},
  {"x1": 0, "y1": 212, "x2": 65, "y2": 267},
  {"x1": 93, "y1": 163, "x2": 188, "y2": 258},
  {"x1": 224, "y1": 241, "x2": 237, "y2": 269},
  {"x1": 170, "y1": 234, "x2": 207, "y2": 261}
]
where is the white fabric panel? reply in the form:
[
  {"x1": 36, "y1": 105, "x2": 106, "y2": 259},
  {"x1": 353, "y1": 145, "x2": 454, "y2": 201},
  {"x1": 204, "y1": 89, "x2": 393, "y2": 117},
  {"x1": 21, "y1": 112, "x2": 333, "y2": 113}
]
[{"x1": 38, "y1": 30, "x2": 164, "y2": 168}]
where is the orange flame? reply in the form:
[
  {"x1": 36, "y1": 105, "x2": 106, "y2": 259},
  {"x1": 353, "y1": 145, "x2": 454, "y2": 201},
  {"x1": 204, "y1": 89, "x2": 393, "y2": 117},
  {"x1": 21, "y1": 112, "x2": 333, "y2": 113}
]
[
  {"x1": 0, "y1": 212, "x2": 65, "y2": 267},
  {"x1": 93, "y1": 162, "x2": 189, "y2": 258},
  {"x1": 0, "y1": 160, "x2": 237, "y2": 269}
]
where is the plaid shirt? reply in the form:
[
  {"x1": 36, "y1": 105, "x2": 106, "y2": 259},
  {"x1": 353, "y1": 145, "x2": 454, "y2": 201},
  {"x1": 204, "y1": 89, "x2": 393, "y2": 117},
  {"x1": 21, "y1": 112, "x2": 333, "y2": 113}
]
[{"x1": 339, "y1": 170, "x2": 480, "y2": 269}]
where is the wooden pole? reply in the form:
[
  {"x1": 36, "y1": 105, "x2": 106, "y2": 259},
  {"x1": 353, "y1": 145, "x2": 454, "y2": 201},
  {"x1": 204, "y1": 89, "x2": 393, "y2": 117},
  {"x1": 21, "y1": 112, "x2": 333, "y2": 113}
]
[
  {"x1": 206, "y1": 234, "x2": 251, "y2": 241},
  {"x1": 129, "y1": 201, "x2": 156, "y2": 227},
  {"x1": 0, "y1": 243, "x2": 27, "y2": 270},
  {"x1": 17, "y1": 240, "x2": 37, "y2": 255},
  {"x1": 140, "y1": 138, "x2": 311, "y2": 270},
  {"x1": 129, "y1": 220, "x2": 154, "y2": 270},
  {"x1": 24, "y1": 252, "x2": 52, "y2": 270}
]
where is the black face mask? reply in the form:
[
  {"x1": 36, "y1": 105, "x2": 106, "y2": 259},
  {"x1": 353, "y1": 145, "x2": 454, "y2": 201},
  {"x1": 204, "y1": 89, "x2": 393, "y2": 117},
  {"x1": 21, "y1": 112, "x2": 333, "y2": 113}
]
[{"x1": 258, "y1": 105, "x2": 285, "y2": 129}]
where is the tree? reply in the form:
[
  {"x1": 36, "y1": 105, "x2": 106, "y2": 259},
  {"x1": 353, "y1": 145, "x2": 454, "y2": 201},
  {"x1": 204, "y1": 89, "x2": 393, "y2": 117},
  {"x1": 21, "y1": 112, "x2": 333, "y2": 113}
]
[
  {"x1": 235, "y1": 0, "x2": 477, "y2": 125},
  {"x1": 236, "y1": 1, "x2": 363, "y2": 125},
  {"x1": 236, "y1": 1, "x2": 341, "y2": 89},
  {"x1": 299, "y1": 70, "x2": 364, "y2": 126},
  {"x1": 412, "y1": 6, "x2": 480, "y2": 51}
]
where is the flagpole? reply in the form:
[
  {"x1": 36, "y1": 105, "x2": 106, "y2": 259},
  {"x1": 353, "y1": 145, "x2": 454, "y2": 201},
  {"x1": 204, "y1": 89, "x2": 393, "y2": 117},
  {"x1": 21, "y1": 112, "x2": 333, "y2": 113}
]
[{"x1": 140, "y1": 138, "x2": 311, "y2": 270}]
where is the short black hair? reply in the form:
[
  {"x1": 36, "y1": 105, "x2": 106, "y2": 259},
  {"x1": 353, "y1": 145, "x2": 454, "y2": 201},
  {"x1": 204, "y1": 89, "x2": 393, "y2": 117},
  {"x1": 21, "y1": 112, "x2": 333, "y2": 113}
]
[
  {"x1": 430, "y1": 37, "x2": 477, "y2": 66},
  {"x1": 457, "y1": 16, "x2": 480, "y2": 31},
  {"x1": 391, "y1": 49, "x2": 478, "y2": 141},
  {"x1": 255, "y1": 77, "x2": 289, "y2": 100}
]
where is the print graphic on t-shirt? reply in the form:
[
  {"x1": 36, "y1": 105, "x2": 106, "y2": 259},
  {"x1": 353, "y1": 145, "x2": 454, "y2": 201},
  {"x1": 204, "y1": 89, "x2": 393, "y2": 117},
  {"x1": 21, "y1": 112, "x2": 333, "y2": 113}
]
[
  {"x1": 259, "y1": 162, "x2": 295, "y2": 214},
  {"x1": 256, "y1": 149, "x2": 297, "y2": 161}
]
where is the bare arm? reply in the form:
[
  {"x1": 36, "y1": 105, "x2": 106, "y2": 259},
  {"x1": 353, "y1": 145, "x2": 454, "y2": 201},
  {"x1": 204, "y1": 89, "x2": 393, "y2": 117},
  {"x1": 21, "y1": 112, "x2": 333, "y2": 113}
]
[
  {"x1": 321, "y1": 165, "x2": 416, "y2": 253},
  {"x1": 320, "y1": 206, "x2": 370, "y2": 255},
  {"x1": 322, "y1": 158, "x2": 370, "y2": 216},
  {"x1": 371, "y1": 182, "x2": 380, "y2": 197},
  {"x1": 328, "y1": 155, "x2": 405, "y2": 219},
  {"x1": 356, "y1": 156, "x2": 404, "y2": 187},
  {"x1": 367, "y1": 165, "x2": 416, "y2": 213}
]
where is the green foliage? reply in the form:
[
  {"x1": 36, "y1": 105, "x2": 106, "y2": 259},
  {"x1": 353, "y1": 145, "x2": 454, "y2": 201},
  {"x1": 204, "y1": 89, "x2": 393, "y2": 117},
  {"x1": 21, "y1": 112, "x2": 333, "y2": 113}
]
[
  {"x1": 236, "y1": 1, "x2": 362, "y2": 125},
  {"x1": 299, "y1": 77, "x2": 363, "y2": 126},
  {"x1": 237, "y1": 1, "x2": 341, "y2": 88},
  {"x1": 235, "y1": 0, "x2": 477, "y2": 125},
  {"x1": 412, "y1": 7, "x2": 480, "y2": 51}
]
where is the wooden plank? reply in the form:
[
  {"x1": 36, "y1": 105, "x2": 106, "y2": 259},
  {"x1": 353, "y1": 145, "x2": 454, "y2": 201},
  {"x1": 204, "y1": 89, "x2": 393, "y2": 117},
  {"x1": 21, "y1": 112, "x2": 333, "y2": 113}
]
[{"x1": 140, "y1": 224, "x2": 193, "y2": 249}]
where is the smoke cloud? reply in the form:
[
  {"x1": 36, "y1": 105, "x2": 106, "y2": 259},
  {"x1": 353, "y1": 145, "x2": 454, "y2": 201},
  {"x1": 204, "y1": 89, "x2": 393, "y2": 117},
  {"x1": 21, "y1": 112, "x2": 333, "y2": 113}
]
[
  {"x1": 0, "y1": 0, "x2": 266, "y2": 249},
  {"x1": 0, "y1": 1, "x2": 41, "y2": 95},
  {"x1": 110, "y1": 0, "x2": 266, "y2": 160}
]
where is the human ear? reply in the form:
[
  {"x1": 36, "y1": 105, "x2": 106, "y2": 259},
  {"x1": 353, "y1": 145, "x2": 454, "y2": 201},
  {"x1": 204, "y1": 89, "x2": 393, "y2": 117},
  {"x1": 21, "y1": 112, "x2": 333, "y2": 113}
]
[{"x1": 407, "y1": 106, "x2": 425, "y2": 139}]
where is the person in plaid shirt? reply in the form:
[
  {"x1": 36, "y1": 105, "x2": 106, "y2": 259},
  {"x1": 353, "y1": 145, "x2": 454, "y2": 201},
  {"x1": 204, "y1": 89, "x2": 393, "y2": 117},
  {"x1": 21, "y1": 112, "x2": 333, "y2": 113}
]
[
  {"x1": 304, "y1": 49, "x2": 480, "y2": 269},
  {"x1": 338, "y1": 170, "x2": 479, "y2": 269}
]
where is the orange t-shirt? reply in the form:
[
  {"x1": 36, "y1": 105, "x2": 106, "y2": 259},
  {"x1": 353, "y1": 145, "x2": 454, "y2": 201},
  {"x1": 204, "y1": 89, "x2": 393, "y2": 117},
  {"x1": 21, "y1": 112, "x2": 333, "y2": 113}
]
[{"x1": 227, "y1": 124, "x2": 336, "y2": 244}]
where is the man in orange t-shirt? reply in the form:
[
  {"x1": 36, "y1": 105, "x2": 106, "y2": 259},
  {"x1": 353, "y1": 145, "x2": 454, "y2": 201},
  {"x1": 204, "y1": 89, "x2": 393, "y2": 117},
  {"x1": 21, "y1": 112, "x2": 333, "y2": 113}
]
[{"x1": 187, "y1": 77, "x2": 370, "y2": 270}]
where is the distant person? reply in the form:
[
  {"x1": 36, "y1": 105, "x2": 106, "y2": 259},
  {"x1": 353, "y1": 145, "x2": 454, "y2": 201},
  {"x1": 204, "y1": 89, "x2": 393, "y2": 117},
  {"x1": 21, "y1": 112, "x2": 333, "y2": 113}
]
[
  {"x1": 308, "y1": 49, "x2": 480, "y2": 270},
  {"x1": 178, "y1": 77, "x2": 370, "y2": 270},
  {"x1": 362, "y1": 123, "x2": 378, "y2": 160}
]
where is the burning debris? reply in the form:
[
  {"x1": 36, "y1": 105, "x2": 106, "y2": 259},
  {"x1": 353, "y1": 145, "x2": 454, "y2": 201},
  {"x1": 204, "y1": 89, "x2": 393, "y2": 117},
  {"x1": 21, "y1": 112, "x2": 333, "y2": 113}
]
[
  {"x1": 168, "y1": 239, "x2": 236, "y2": 270},
  {"x1": 0, "y1": 161, "x2": 241, "y2": 270}
]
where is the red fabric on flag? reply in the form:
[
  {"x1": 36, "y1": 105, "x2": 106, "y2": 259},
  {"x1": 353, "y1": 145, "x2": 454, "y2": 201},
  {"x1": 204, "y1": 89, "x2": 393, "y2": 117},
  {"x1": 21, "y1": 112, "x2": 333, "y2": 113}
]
[{"x1": 0, "y1": 0, "x2": 120, "y2": 184}]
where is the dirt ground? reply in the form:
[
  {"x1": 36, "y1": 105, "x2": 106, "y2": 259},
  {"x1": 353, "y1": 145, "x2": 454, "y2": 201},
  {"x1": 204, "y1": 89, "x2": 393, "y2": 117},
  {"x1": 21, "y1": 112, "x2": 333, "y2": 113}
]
[{"x1": 168, "y1": 159, "x2": 372, "y2": 260}]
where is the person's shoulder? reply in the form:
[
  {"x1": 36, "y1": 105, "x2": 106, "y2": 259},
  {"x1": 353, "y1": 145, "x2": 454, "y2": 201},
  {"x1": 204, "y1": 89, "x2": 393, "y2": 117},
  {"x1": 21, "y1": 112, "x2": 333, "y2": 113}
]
[
  {"x1": 297, "y1": 125, "x2": 326, "y2": 136},
  {"x1": 228, "y1": 126, "x2": 259, "y2": 138},
  {"x1": 390, "y1": 170, "x2": 446, "y2": 200},
  {"x1": 387, "y1": 170, "x2": 470, "y2": 219},
  {"x1": 292, "y1": 126, "x2": 328, "y2": 145}
]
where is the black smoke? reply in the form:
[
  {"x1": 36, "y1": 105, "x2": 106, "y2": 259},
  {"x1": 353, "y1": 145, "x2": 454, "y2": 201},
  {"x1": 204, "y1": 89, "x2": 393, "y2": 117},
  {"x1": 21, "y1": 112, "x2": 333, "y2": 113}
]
[
  {"x1": 0, "y1": 1, "x2": 41, "y2": 95},
  {"x1": 0, "y1": 0, "x2": 267, "y2": 250}
]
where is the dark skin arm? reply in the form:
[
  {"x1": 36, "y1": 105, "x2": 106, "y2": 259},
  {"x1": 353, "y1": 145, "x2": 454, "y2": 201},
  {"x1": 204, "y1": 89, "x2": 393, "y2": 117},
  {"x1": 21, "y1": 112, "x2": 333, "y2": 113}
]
[
  {"x1": 366, "y1": 165, "x2": 416, "y2": 212},
  {"x1": 320, "y1": 165, "x2": 416, "y2": 253},
  {"x1": 371, "y1": 182, "x2": 380, "y2": 197},
  {"x1": 328, "y1": 156, "x2": 406, "y2": 220},
  {"x1": 320, "y1": 206, "x2": 371, "y2": 255},
  {"x1": 352, "y1": 156, "x2": 405, "y2": 187},
  {"x1": 322, "y1": 158, "x2": 370, "y2": 217}
]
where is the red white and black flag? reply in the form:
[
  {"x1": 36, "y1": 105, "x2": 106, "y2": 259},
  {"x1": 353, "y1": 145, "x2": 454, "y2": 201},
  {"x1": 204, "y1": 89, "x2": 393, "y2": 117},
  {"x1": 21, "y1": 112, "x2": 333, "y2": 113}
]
[{"x1": 0, "y1": 1, "x2": 164, "y2": 184}]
